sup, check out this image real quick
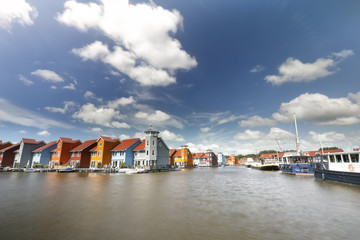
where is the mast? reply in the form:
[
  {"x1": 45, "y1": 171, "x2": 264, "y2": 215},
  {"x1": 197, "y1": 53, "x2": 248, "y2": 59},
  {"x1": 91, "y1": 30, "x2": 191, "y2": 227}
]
[{"x1": 293, "y1": 114, "x2": 300, "y2": 154}]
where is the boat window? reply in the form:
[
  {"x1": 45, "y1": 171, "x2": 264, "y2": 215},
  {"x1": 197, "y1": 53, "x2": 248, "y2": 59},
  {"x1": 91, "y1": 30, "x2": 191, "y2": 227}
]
[
  {"x1": 350, "y1": 154, "x2": 359, "y2": 163},
  {"x1": 343, "y1": 154, "x2": 350, "y2": 163},
  {"x1": 335, "y1": 155, "x2": 342, "y2": 163}
]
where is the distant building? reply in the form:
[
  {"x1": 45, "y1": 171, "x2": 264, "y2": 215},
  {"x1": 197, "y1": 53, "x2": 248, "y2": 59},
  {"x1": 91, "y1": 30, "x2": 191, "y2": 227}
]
[
  {"x1": 49, "y1": 138, "x2": 82, "y2": 168},
  {"x1": 90, "y1": 136, "x2": 120, "y2": 169},
  {"x1": 69, "y1": 139, "x2": 98, "y2": 168},
  {"x1": 226, "y1": 155, "x2": 238, "y2": 166},
  {"x1": 32, "y1": 141, "x2": 57, "y2": 167},
  {"x1": 201, "y1": 150, "x2": 218, "y2": 166},
  {"x1": 193, "y1": 152, "x2": 204, "y2": 166},
  {"x1": 13, "y1": 138, "x2": 46, "y2": 167},
  {"x1": 0, "y1": 143, "x2": 20, "y2": 167},
  {"x1": 111, "y1": 138, "x2": 142, "y2": 168},
  {"x1": 169, "y1": 149, "x2": 177, "y2": 166},
  {"x1": 173, "y1": 145, "x2": 193, "y2": 168},
  {"x1": 217, "y1": 153, "x2": 227, "y2": 166},
  {"x1": 133, "y1": 127, "x2": 169, "y2": 170}
]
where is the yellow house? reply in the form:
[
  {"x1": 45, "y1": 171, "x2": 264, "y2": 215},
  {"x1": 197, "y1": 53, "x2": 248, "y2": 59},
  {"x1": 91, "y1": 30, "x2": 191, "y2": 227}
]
[
  {"x1": 174, "y1": 145, "x2": 193, "y2": 167},
  {"x1": 89, "y1": 136, "x2": 120, "y2": 168}
]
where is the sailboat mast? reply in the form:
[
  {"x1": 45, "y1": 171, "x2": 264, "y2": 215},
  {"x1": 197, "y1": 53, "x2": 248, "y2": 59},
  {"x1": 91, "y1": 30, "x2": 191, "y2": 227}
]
[{"x1": 293, "y1": 114, "x2": 300, "y2": 154}]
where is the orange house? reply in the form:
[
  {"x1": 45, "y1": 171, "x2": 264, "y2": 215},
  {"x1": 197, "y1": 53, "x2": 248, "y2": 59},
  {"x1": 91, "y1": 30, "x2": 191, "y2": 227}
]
[
  {"x1": 227, "y1": 155, "x2": 239, "y2": 165},
  {"x1": 89, "y1": 136, "x2": 120, "y2": 168},
  {"x1": 49, "y1": 138, "x2": 82, "y2": 168}
]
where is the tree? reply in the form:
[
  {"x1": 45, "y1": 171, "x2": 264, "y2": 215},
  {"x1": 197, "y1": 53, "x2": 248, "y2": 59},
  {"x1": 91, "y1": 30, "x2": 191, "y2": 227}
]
[{"x1": 318, "y1": 147, "x2": 339, "y2": 151}]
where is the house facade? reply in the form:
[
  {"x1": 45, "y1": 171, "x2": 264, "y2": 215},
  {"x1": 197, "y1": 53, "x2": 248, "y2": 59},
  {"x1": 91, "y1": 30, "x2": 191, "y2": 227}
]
[
  {"x1": 69, "y1": 139, "x2": 97, "y2": 168},
  {"x1": 217, "y1": 153, "x2": 227, "y2": 166},
  {"x1": 227, "y1": 155, "x2": 238, "y2": 166},
  {"x1": 193, "y1": 152, "x2": 204, "y2": 166},
  {"x1": 49, "y1": 138, "x2": 82, "y2": 168},
  {"x1": 132, "y1": 127, "x2": 169, "y2": 170},
  {"x1": 13, "y1": 138, "x2": 45, "y2": 168},
  {"x1": 90, "y1": 136, "x2": 120, "y2": 169},
  {"x1": 32, "y1": 141, "x2": 57, "y2": 167},
  {"x1": 111, "y1": 138, "x2": 142, "y2": 168},
  {"x1": 173, "y1": 145, "x2": 193, "y2": 167},
  {"x1": 200, "y1": 150, "x2": 218, "y2": 166},
  {"x1": 169, "y1": 149, "x2": 177, "y2": 166},
  {"x1": 0, "y1": 143, "x2": 20, "y2": 167}
]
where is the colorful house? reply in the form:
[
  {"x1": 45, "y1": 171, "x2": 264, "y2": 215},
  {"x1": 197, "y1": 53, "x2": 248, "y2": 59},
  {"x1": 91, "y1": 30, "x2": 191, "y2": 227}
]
[
  {"x1": 13, "y1": 138, "x2": 46, "y2": 167},
  {"x1": 32, "y1": 141, "x2": 57, "y2": 168},
  {"x1": 90, "y1": 136, "x2": 120, "y2": 169},
  {"x1": 111, "y1": 138, "x2": 142, "y2": 168},
  {"x1": 49, "y1": 138, "x2": 82, "y2": 168},
  {"x1": 201, "y1": 150, "x2": 218, "y2": 166},
  {"x1": 0, "y1": 141, "x2": 13, "y2": 150},
  {"x1": 227, "y1": 155, "x2": 238, "y2": 166},
  {"x1": 169, "y1": 149, "x2": 177, "y2": 166},
  {"x1": 173, "y1": 145, "x2": 194, "y2": 167},
  {"x1": 69, "y1": 139, "x2": 97, "y2": 168},
  {"x1": 0, "y1": 143, "x2": 20, "y2": 167},
  {"x1": 132, "y1": 127, "x2": 170, "y2": 170},
  {"x1": 217, "y1": 153, "x2": 227, "y2": 166},
  {"x1": 193, "y1": 152, "x2": 204, "y2": 166}
]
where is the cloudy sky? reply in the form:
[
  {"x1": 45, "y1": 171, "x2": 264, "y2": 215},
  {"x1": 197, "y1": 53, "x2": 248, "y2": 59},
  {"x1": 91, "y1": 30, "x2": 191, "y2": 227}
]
[{"x1": 1, "y1": 0, "x2": 360, "y2": 154}]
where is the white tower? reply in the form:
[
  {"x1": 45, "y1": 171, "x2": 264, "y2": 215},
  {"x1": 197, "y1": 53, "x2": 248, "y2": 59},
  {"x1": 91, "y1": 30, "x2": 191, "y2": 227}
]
[{"x1": 144, "y1": 125, "x2": 159, "y2": 166}]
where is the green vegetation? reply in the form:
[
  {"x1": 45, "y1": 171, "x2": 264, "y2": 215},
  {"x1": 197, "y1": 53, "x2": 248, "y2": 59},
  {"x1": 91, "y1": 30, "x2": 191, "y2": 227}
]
[{"x1": 318, "y1": 147, "x2": 340, "y2": 151}]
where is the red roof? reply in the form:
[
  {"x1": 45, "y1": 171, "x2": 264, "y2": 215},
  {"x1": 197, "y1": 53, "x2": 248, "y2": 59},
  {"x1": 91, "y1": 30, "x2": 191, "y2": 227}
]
[
  {"x1": 169, "y1": 149, "x2": 177, "y2": 157},
  {"x1": 173, "y1": 150, "x2": 182, "y2": 157},
  {"x1": 133, "y1": 139, "x2": 145, "y2": 150},
  {"x1": 70, "y1": 139, "x2": 97, "y2": 152},
  {"x1": 302, "y1": 149, "x2": 343, "y2": 157},
  {"x1": 112, "y1": 138, "x2": 140, "y2": 151},
  {"x1": 101, "y1": 136, "x2": 118, "y2": 142},
  {"x1": 0, "y1": 143, "x2": 20, "y2": 152},
  {"x1": 59, "y1": 137, "x2": 80, "y2": 143},
  {"x1": 193, "y1": 152, "x2": 204, "y2": 159},
  {"x1": 33, "y1": 141, "x2": 57, "y2": 152},
  {"x1": 259, "y1": 153, "x2": 282, "y2": 159}
]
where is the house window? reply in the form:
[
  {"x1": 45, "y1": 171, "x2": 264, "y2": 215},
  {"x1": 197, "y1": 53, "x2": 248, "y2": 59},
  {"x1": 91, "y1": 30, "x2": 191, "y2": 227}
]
[
  {"x1": 57, "y1": 151, "x2": 60, "y2": 157},
  {"x1": 97, "y1": 161, "x2": 101, "y2": 168},
  {"x1": 152, "y1": 140, "x2": 154, "y2": 145},
  {"x1": 152, "y1": 150, "x2": 154, "y2": 155},
  {"x1": 147, "y1": 150, "x2": 149, "y2": 155},
  {"x1": 120, "y1": 151, "x2": 124, "y2": 156},
  {"x1": 147, "y1": 140, "x2": 149, "y2": 145},
  {"x1": 91, "y1": 152, "x2": 95, "y2": 157},
  {"x1": 58, "y1": 143, "x2": 61, "y2": 148},
  {"x1": 77, "y1": 152, "x2": 80, "y2": 157},
  {"x1": 98, "y1": 151, "x2": 102, "y2": 157},
  {"x1": 71, "y1": 153, "x2": 75, "y2": 157},
  {"x1": 91, "y1": 161, "x2": 95, "y2": 168},
  {"x1": 99, "y1": 142, "x2": 102, "y2": 147},
  {"x1": 112, "y1": 152, "x2": 116, "y2": 156}
]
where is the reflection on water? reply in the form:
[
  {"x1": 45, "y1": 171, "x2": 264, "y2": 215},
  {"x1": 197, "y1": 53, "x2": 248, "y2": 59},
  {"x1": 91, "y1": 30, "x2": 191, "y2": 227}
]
[{"x1": 1, "y1": 167, "x2": 360, "y2": 240}]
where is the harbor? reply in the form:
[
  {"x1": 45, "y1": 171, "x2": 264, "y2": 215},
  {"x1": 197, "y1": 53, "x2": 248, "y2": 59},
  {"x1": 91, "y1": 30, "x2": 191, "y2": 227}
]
[{"x1": 1, "y1": 166, "x2": 360, "y2": 240}]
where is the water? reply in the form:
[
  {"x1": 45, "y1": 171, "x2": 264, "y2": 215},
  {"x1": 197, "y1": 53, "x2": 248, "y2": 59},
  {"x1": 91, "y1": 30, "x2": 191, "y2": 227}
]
[{"x1": 1, "y1": 167, "x2": 360, "y2": 240}]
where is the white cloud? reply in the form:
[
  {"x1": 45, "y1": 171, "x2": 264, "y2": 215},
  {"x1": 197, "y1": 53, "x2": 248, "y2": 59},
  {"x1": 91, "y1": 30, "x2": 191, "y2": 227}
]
[
  {"x1": 250, "y1": 65, "x2": 265, "y2": 73},
  {"x1": 0, "y1": 0, "x2": 38, "y2": 31},
  {"x1": 160, "y1": 130, "x2": 185, "y2": 142},
  {"x1": 239, "y1": 116, "x2": 276, "y2": 128},
  {"x1": 273, "y1": 92, "x2": 360, "y2": 125},
  {"x1": 18, "y1": 130, "x2": 27, "y2": 134},
  {"x1": 63, "y1": 83, "x2": 76, "y2": 90},
  {"x1": 0, "y1": 98, "x2": 71, "y2": 129},
  {"x1": 31, "y1": 69, "x2": 64, "y2": 83},
  {"x1": 91, "y1": 127, "x2": 103, "y2": 133},
  {"x1": 309, "y1": 131, "x2": 345, "y2": 145},
  {"x1": 107, "y1": 96, "x2": 135, "y2": 108},
  {"x1": 18, "y1": 74, "x2": 33, "y2": 86},
  {"x1": 50, "y1": 86, "x2": 57, "y2": 90},
  {"x1": 134, "y1": 131, "x2": 145, "y2": 139},
  {"x1": 135, "y1": 110, "x2": 171, "y2": 122},
  {"x1": 200, "y1": 127, "x2": 211, "y2": 133},
  {"x1": 58, "y1": 0, "x2": 197, "y2": 86},
  {"x1": 45, "y1": 101, "x2": 76, "y2": 114},
  {"x1": 217, "y1": 115, "x2": 243, "y2": 125},
  {"x1": 38, "y1": 130, "x2": 51, "y2": 137},
  {"x1": 84, "y1": 91, "x2": 103, "y2": 102},
  {"x1": 235, "y1": 129, "x2": 265, "y2": 140},
  {"x1": 265, "y1": 50, "x2": 353, "y2": 85},
  {"x1": 119, "y1": 134, "x2": 130, "y2": 140},
  {"x1": 72, "y1": 103, "x2": 129, "y2": 129}
]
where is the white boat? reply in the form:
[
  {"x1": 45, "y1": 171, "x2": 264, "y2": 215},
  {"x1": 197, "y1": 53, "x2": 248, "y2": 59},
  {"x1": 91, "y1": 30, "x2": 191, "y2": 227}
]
[
  {"x1": 250, "y1": 159, "x2": 279, "y2": 171},
  {"x1": 245, "y1": 158, "x2": 254, "y2": 168},
  {"x1": 23, "y1": 168, "x2": 36, "y2": 173},
  {"x1": 118, "y1": 168, "x2": 134, "y2": 173},
  {"x1": 312, "y1": 151, "x2": 360, "y2": 185}
]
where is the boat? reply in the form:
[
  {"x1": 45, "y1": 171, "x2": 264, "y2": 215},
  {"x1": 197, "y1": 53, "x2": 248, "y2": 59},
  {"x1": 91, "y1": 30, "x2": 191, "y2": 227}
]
[
  {"x1": 57, "y1": 167, "x2": 76, "y2": 173},
  {"x1": 312, "y1": 151, "x2": 360, "y2": 185},
  {"x1": 279, "y1": 114, "x2": 313, "y2": 176},
  {"x1": 251, "y1": 159, "x2": 279, "y2": 171},
  {"x1": 244, "y1": 158, "x2": 254, "y2": 168},
  {"x1": 23, "y1": 168, "x2": 36, "y2": 173}
]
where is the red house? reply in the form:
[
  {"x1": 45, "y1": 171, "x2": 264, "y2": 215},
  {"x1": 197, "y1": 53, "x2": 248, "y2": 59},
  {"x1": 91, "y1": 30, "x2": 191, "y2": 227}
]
[
  {"x1": 0, "y1": 143, "x2": 20, "y2": 167},
  {"x1": 69, "y1": 139, "x2": 97, "y2": 168}
]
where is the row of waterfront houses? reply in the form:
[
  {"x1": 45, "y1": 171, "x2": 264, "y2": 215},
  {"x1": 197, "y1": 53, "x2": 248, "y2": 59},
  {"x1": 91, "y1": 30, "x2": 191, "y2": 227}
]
[
  {"x1": 0, "y1": 127, "x2": 170, "y2": 170},
  {"x1": 0, "y1": 127, "x2": 228, "y2": 170}
]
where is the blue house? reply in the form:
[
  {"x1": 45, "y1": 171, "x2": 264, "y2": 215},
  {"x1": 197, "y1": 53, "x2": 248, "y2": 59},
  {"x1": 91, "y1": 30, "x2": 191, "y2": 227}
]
[
  {"x1": 111, "y1": 138, "x2": 142, "y2": 168},
  {"x1": 31, "y1": 141, "x2": 57, "y2": 167},
  {"x1": 217, "y1": 153, "x2": 227, "y2": 166}
]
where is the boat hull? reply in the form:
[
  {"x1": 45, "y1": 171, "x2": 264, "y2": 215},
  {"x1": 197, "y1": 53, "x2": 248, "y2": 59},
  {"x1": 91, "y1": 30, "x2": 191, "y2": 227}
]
[
  {"x1": 314, "y1": 169, "x2": 360, "y2": 186},
  {"x1": 251, "y1": 165, "x2": 279, "y2": 171},
  {"x1": 280, "y1": 163, "x2": 313, "y2": 176}
]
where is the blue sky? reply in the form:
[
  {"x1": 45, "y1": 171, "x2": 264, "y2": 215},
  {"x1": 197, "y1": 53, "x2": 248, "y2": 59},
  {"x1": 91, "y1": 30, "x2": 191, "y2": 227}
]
[{"x1": 1, "y1": 0, "x2": 360, "y2": 154}]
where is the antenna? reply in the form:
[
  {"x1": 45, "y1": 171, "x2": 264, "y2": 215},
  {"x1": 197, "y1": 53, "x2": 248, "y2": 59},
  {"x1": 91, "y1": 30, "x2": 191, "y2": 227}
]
[
  {"x1": 275, "y1": 137, "x2": 283, "y2": 152},
  {"x1": 293, "y1": 113, "x2": 300, "y2": 154},
  {"x1": 319, "y1": 134, "x2": 324, "y2": 155}
]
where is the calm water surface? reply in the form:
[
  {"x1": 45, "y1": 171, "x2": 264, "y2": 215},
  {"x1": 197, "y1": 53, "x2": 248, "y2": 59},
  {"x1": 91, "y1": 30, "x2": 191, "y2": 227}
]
[{"x1": 1, "y1": 167, "x2": 360, "y2": 240}]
